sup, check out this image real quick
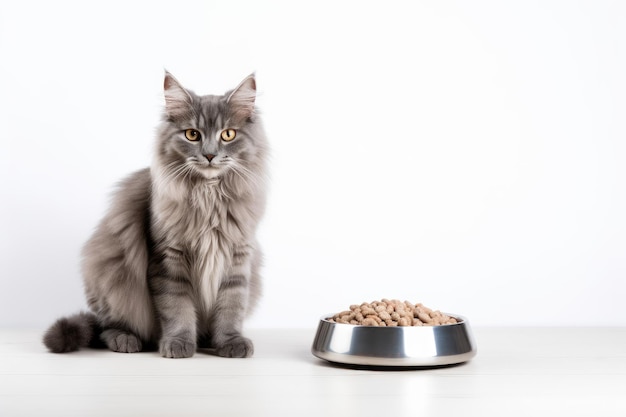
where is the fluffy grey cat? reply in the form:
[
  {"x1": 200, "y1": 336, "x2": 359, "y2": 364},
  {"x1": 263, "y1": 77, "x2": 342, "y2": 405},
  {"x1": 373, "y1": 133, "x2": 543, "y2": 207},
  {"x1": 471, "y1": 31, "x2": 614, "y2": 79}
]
[{"x1": 43, "y1": 72, "x2": 268, "y2": 358}]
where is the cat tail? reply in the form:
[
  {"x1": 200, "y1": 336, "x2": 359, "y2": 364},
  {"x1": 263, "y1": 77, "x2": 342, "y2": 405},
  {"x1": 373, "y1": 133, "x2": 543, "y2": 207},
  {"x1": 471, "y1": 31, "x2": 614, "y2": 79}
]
[{"x1": 43, "y1": 311, "x2": 103, "y2": 353}]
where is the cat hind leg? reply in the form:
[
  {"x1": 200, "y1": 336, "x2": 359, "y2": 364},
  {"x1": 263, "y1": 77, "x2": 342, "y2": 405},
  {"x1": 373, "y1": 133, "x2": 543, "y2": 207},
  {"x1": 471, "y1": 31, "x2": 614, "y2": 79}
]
[{"x1": 101, "y1": 328, "x2": 143, "y2": 353}]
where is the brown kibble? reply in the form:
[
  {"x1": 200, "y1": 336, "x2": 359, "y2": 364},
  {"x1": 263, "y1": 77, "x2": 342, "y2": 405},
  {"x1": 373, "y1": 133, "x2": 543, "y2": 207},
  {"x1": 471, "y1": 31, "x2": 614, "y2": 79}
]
[
  {"x1": 362, "y1": 317, "x2": 379, "y2": 326},
  {"x1": 361, "y1": 307, "x2": 376, "y2": 316},
  {"x1": 366, "y1": 315, "x2": 382, "y2": 324},
  {"x1": 328, "y1": 299, "x2": 458, "y2": 327},
  {"x1": 398, "y1": 317, "x2": 411, "y2": 326},
  {"x1": 418, "y1": 312, "x2": 432, "y2": 323}
]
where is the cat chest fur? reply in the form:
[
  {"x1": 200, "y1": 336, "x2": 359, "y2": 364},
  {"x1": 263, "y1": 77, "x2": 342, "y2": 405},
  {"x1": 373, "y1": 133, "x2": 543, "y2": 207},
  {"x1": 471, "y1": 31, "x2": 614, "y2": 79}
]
[{"x1": 151, "y1": 181, "x2": 251, "y2": 311}]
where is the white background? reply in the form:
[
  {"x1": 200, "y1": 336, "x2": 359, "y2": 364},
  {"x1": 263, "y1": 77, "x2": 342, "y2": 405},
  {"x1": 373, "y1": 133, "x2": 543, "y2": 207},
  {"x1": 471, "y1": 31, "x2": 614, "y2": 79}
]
[{"x1": 1, "y1": 0, "x2": 624, "y2": 329}]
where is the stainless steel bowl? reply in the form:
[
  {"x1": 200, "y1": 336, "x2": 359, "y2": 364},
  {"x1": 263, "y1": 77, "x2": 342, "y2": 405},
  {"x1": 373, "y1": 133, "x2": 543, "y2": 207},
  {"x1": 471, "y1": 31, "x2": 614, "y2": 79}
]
[{"x1": 311, "y1": 314, "x2": 477, "y2": 367}]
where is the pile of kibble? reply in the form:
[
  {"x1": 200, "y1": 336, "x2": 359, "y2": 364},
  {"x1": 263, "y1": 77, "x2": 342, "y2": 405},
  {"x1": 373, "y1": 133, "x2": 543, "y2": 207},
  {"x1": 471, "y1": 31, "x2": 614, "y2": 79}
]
[{"x1": 328, "y1": 299, "x2": 457, "y2": 326}]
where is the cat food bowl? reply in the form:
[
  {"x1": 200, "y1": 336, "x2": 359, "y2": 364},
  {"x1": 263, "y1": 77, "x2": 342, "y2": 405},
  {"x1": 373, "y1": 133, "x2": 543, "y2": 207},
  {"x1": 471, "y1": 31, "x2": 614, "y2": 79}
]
[{"x1": 311, "y1": 314, "x2": 477, "y2": 367}]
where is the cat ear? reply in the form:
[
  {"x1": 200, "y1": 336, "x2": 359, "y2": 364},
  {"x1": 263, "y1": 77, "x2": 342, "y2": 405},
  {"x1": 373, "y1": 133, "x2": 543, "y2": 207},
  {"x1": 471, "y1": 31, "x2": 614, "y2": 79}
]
[
  {"x1": 163, "y1": 70, "x2": 193, "y2": 120},
  {"x1": 227, "y1": 73, "x2": 256, "y2": 123}
]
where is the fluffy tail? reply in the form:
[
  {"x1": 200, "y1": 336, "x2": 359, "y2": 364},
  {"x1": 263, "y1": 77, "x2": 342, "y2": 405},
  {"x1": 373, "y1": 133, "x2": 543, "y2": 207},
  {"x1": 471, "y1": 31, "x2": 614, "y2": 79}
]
[{"x1": 43, "y1": 311, "x2": 102, "y2": 353}]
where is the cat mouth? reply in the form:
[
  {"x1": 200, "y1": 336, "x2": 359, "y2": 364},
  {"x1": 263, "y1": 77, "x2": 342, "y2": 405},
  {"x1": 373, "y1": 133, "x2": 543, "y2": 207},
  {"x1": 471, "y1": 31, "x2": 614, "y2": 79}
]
[
  {"x1": 199, "y1": 169, "x2": 222, "y2": 183},
  {"x1": 194, "y1": 163, "x2": 223, "y2": 181},
  {"x1": 197, "y1": 169, "x2": 221, "y2": 182}
]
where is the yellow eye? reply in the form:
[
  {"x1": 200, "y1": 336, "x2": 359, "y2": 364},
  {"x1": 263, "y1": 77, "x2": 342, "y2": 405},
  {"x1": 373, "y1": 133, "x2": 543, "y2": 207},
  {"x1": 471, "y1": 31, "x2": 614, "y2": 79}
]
[
  {"x1": 220, "y1": 129, "x2": 237, "y2": 142},
  {"x1": 184, "y1": 129, "x2": 200, "y2": 141}
]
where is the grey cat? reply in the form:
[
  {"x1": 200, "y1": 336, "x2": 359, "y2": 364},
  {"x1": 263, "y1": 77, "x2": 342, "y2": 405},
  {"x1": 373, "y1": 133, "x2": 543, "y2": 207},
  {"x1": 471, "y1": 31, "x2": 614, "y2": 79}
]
[{"x1": 43, "y1": 72, "x2": 268, "y2": 358}]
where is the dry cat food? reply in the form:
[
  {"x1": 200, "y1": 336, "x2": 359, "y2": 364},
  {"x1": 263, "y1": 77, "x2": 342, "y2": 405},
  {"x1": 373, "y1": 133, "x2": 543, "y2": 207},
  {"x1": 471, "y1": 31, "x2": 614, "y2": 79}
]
[{"x1": 328, "y1": 299, "x2": 457, "y2": 327}]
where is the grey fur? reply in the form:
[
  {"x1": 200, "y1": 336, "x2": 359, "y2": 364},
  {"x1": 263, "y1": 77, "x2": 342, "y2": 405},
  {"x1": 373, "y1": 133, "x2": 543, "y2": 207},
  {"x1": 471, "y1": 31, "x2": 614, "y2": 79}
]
[{"x1": 43, "y1": 72, "x2": 268, "y2": 358}]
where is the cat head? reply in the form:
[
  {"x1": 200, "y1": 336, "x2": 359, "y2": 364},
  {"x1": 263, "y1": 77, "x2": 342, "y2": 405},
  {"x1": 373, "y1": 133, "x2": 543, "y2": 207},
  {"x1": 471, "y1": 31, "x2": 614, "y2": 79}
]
[{"x1": 155, "y1": 72, "x2": 267, "y2": 192}]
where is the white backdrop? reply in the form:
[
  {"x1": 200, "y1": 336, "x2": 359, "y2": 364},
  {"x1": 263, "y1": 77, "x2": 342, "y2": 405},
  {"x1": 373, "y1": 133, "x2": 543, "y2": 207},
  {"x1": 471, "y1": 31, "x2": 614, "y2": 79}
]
[{"x1": 1, "y1": 0, "x2": 624, "y2": 329}]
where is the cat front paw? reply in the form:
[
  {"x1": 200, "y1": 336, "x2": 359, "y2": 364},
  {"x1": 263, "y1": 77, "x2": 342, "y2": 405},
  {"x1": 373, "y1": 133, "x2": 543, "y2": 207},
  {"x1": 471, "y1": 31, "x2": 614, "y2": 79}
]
[
  {"x1": 216, "y1": 336, "x2": 254, "y2": 358},
  {"x1": 160, "y1": 337, "x2": 196, "y2": 358}
]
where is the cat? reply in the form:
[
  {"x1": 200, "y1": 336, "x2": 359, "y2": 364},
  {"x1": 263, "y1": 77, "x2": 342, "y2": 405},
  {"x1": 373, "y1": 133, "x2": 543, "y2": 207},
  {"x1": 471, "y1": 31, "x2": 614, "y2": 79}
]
[{"x1": 43, "y1": 71, "x2": 268, "y2": 358}]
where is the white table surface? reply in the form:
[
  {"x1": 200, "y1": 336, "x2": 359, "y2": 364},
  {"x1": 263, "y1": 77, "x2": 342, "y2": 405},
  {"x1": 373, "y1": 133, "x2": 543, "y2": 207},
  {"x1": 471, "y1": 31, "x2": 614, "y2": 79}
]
[{"x1": 1, "y1": 327, "x2": 624, "y2": 416}]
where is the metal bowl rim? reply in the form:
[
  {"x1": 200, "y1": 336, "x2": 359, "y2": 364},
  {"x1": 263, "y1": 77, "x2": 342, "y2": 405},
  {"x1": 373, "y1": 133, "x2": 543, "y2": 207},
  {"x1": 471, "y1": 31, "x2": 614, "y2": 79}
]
[{"x1": 318, "y1": 312, "x2": 468, "y2": 328}]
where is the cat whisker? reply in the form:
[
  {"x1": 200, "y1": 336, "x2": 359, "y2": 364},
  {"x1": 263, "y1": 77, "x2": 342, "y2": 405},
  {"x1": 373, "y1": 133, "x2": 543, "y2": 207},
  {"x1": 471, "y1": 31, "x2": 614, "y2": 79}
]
[
  {"x1": 171, "y1": 164, "x2": 194, "y2": 183},
  {"x1": 230, "y1": 160, "x2": 263, "y2": 189},
  {"x1": 227, "y1": 162, "x2": 255, "y2": 188},
  {"x1": 228, "y1": 163, "x2": 249, "y2": 184},
  {"x1": 155, "y1": 161, "x2": 195, "y2": 191}
]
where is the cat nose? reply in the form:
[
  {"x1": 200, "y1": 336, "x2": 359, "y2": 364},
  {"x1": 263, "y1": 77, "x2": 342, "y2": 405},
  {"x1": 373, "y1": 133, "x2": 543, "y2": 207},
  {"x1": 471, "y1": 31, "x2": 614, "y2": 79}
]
[{"x1": 205, "y1": 154, "x2": 216, "y2": 162}]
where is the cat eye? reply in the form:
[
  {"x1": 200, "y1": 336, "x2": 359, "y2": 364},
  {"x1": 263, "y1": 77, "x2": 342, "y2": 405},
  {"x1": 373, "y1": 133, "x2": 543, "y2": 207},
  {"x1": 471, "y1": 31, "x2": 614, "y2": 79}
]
[
  {"x1": 220, "y1": 129, "x2": 237, "y2": 142},
  {"x1": 184, "y1": 129, "x2": 201, "y2": 141}
]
